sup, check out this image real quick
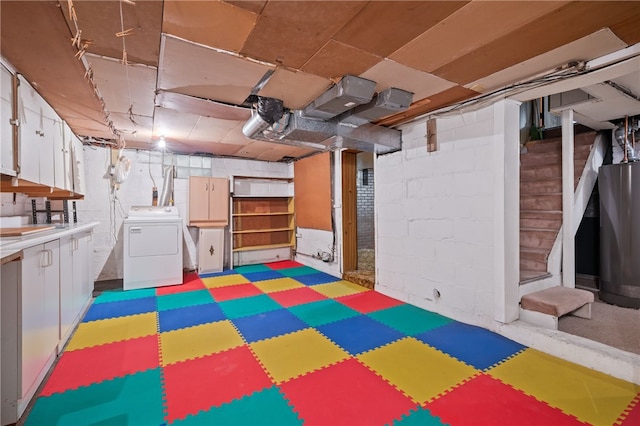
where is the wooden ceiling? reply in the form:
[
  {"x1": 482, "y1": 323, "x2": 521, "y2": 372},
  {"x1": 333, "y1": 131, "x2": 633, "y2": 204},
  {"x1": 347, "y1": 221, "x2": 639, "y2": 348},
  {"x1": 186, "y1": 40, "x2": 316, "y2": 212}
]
[{"x1": 1, "y1": 1, "x2": 639, "y2": 161}]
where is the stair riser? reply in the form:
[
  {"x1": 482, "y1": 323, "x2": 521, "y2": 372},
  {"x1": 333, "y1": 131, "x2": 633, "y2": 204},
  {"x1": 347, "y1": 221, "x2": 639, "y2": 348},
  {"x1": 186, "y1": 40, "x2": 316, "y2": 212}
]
[
  {"x1": 520, "y1": 218, "x2": 562, "y2": 229},
  {"x1": 521, "y1": 179, "x2": 562, "y2": 194},
  {"x1": 520, "y1": 258, "x2": 547, "y2": 272},
  {"x1": 525, "y1": 142, "x2": 593, "y2": 156},
  {"x1": 525, "y1": 132, "x2": 596, "y2": 153},
  {"x1": 521, "y1": 166, "x2": 582, "y2": 182},
  {"x1": 521, "y1": 250, "x2": 548, "y2": 263},
  {"x1": 521, "y1": 232, "x2": 556, "y2": 250},
  {"x1": 521, "y1": 195, "x2": 562, "y2": 211}
]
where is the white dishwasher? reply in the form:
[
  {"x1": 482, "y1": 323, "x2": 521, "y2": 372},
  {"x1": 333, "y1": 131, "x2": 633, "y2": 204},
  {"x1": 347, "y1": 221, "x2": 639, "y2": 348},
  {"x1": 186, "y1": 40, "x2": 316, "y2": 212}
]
[{"x1": 123, "y1": 206, "x2": 183, "y2": 290}]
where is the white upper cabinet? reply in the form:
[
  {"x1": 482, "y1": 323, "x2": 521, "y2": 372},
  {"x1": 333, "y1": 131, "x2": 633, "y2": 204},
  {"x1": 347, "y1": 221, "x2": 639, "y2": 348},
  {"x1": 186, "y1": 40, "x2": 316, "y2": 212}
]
[
  {"x1": 71, "y1": 135, "x2": 86, "y2": 196},
  {"x1": 1, "y1": 63, "x2": 15, "y2": 175}
]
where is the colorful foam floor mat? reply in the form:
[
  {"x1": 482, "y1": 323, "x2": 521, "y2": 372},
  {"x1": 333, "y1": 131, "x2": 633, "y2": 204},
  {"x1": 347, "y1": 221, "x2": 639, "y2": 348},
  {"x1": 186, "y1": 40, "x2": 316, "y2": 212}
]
[{"x1": 25, "y1": 261, "x2": 639, "y2": 425}]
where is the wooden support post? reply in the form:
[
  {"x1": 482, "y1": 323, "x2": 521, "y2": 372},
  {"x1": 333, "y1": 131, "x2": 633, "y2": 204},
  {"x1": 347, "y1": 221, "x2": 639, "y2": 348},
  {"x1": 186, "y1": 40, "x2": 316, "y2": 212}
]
[{"x1": 562, "y1": 109, "x2": 575, "y2": 288}]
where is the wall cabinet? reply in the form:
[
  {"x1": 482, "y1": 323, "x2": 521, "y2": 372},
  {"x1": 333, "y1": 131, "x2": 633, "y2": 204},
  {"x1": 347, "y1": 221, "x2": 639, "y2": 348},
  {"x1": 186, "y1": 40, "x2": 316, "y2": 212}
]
[
  {"x1": 188, "y1": 177, "x2": 229, "y2": 226},
  {"x1": 197, "y1": 228, "x2": 224, "y2": 274},
  {"x1": 71, "y1": 134, "x2": 86, "y2": 196},
  {"x1": 0, "y1": 63, "x2": 15, "y2": 175}
]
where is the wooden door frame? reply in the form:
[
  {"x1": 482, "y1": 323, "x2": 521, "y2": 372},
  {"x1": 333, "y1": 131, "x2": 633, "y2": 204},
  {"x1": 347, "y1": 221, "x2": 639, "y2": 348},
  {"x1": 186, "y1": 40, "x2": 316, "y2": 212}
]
[{"x1": 341, "y1": 151, "x2": 358, "y2": 272}]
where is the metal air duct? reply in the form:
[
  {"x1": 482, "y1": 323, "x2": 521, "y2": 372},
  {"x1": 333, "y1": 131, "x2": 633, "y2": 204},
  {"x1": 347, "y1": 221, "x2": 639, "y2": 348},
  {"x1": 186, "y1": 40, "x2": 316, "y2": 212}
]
[
  {"x1": 302, "y1": 75, "x2": 376, "y2": 120},
  {"x1": 340, "y1": 87, "x2": 413, "y2": 126},
  {"x1": 242, "y1": 96, "x2": 284, "y2": 138}
]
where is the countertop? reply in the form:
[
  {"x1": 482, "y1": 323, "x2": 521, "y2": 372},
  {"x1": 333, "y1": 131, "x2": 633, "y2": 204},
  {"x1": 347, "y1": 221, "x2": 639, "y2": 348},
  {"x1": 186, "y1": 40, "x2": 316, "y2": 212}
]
[{"x1": 0, "y1": 222, "x2": 99, "y2": 261}]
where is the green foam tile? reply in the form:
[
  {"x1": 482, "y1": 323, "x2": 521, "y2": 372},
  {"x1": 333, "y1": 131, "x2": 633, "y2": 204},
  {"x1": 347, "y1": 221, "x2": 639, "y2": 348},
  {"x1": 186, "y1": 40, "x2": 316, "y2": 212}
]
[
  {"x1": 219, "y1": 294, "x2": 282, "y2": 319},
  {"x1": 368, "y1": 304, "x2": 452, "y2": 335},
  {"x1": 24, "y1": 369, "x2": 164, "y2": 426},
  {"x1": 394, "y1": 407, "x2": 447, "y2": 425},
  {"x1": 233, "y1": 264, "x2": 271, "y2": 273},
  {"x1": 277, "y1": 266, "x2": 318, "y2": 277},
  {"x1": 93, "y1": 288, "x2": 157, "y2": 305},
  {"x1": 157, "y1": 289, "x2": 215, "y2": 311},
  {"x1": 288, "y1": 299, "x2": 360, "y2": 327},
  {"x1": 173, "y1": 386, "x2": 302, "y2": 426}
]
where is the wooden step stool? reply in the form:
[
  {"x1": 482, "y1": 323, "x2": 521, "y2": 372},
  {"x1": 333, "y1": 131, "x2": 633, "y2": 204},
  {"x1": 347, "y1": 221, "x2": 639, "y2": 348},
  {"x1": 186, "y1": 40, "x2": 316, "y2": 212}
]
[{"x1": 519, "y1": 286, "x2": 594, "y2": 329}]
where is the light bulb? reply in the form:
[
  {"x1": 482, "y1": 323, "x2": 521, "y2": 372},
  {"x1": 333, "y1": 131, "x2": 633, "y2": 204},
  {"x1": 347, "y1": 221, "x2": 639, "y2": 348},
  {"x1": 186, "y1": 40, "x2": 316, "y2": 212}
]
[{"x1": 158, "y1": 137, "x2": 166, "y2": 148}]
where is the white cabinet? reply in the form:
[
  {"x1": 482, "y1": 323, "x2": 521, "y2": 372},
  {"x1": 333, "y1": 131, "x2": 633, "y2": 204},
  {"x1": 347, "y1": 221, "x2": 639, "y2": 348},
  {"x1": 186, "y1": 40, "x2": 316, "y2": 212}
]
[
  {"x1": 1, "y1": 63, "x2": 15, "y2": 175},
  {"x1": 198, "y1": 228, "x2": 224, "y2": 274},
  {"x1": 71, "y1": 135, "x2": 86, "y2": 196},
  {"x1": 52, "y1": 119, "x2": 66, "y2": 191},
  {"x1": 17, "y1": 75, "x2": 57, "y2": 187},
  {"x1": 60, "y1": 231, "x2": 93, "y2": 343}
]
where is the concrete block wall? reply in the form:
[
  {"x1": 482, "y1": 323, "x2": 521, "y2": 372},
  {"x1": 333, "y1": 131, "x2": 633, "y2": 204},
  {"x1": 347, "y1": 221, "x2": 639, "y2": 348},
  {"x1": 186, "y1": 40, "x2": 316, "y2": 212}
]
[
  {"x1": 376, "y1": 102, "x2": 507, "y2": 326},
  {"x1": 79, "y1": 146, "x2": 292, "y2": 282},
  {"x1": 356, "y1": 168, "x2": 375, "y2": 250}
]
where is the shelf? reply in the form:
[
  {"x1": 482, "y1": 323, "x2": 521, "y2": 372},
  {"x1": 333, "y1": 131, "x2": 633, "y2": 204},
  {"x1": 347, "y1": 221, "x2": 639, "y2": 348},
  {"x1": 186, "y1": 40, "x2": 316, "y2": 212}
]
[
  {"x1": 233, "y1": 227, "x2": 293, "y2": 234},
  {"x1": 233, "y1": 243, "x2": 294, "y2": 252},
  {"x1": 232, "y1": 212, "x2": 292, "y2": 217}
]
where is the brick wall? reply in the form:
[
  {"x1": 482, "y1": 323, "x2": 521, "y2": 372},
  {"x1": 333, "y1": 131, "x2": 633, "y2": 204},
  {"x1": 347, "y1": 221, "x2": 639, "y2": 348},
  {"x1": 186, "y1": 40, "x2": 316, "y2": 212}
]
[{"x1": 357, "y1": 168, "x2": 375, "y2": 250}]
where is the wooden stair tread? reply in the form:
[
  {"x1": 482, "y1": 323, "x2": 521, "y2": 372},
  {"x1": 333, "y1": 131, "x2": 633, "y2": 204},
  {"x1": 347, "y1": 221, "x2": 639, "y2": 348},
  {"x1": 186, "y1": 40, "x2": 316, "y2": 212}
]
[
  {"x1": 520, "y1": 247, "x2": 550, "y2": 254},
  {"x1": 520, "y1": 270, "x2": 552, "y2": 284}
]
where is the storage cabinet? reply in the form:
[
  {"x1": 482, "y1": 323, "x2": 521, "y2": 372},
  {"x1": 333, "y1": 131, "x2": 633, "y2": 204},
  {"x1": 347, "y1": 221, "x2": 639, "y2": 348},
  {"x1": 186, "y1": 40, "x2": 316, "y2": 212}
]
[
  {"x1": 1, "y1": 63, "x2": 15, "y2": 175},
  {"x1": 197, "y1": 228, "x2": 224, "y2": 274},
  {"x1": 188, "y1": 177, "x2": 229, "y2": 226},
  {"x1": 71, "y1": 134, "x2": 86, "y2": 196},
  {"x1": 232, "y1": 197, "x2": 295, "y2": 265}
]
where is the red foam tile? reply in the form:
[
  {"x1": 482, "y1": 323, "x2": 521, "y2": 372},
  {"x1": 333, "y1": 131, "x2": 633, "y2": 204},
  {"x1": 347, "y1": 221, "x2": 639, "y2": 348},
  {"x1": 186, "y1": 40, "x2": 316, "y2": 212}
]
[
  {"x1": 280, "y1": 358, "x2": 416, "y2": 425},
  {"x1": 618, "y1": 395, "x2": 640, "y2": 426},
  {"x1": 265, "y1": 260, "x2": 304, "y2": 270},
  {"x1": 267, "y1": 286, "x2": 327, "y2": 308},
  {"x1": 163, "y1": 345, "x2": 272, "y2": 423},
  {"x1": 40, "y1": 335, "x2": 159, "y2": 396},
  {"x1": 209, "y1": 283, "x2": 264, "y2": 302},
  {"x1": 426, "y1": 374, "x2": 587, "y2": 426},
  {"x1": 156, "y1": 272, "x2": 206, "y2": 296},
  {"x1": 336, "y1": 291, "x2": 403, "y2": 314}
]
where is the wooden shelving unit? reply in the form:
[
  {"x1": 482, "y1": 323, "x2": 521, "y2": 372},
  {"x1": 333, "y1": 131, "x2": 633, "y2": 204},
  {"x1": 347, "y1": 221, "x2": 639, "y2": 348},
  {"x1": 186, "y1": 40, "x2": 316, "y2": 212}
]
[{"x1": 232, "y1": 197, "x2": 295, "y2": 252}]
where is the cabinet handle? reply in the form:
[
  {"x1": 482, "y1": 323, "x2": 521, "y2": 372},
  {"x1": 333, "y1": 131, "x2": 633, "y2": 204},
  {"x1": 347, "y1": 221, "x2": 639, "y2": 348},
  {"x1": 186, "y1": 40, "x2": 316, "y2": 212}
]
[
  {"x1": 41, "y1": 249, "x2": 53, "y2": 267},
  {"x1": 72, "y1": 238, "x2": 78, "y2": 251},
  {"x1": 205, "y1": 183, "x2": 209, "y2": 191},
  {"x1": 209, "y1": 245, "x2": 215, "y2": 256},
  {"x1": 130, "y1": 227, "x2": 142, "y2": 233},
  {"x1": 211, "y1": 183, "x2": 215, "y2": 191}
]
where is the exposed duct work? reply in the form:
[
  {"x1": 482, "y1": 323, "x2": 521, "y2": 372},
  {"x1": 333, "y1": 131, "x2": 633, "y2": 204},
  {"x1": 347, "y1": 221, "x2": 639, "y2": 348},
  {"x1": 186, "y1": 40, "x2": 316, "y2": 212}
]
[
  {"x1": 302, "y1": 75, "x2": 376, "y2": 119},
  {"x1": 614, "y1": 115, "x2": 639, "y2": 162},
  {"x1": 242, "y1": 75, "x2": 413, "y2": 154}
]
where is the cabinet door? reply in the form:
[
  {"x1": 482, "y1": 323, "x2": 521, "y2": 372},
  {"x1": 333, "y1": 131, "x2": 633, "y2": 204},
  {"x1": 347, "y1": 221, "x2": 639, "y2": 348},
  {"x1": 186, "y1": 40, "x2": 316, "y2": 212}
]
[
  {"x1": 189, "y1": 176, "x2": 211, "y2": 222},
  {"x1": 18, "y1": 107, "x2": 41, "y2": 183},
  {"x1": 61, "y1": 122, "x2": 74, "y2": 191},
  {"x1": 38, "y1": 115, "x2": 56, "y2": 187},
  {"x1": 59, "y1": 236, "x2": 75, "y2": 343},
  {"x1": 72, "y1": 136, "x2": 86, "y2": 195},
  {"x1": 198, "y1": 228, "x2": 224, "y2": 274},
  {"x1": 208, "y1": 177, "x2": 229, "y2": 224},
  {"x1": 42, "y1": 240, "x2": 60, "y2": 352},
  {"x1": 52, "y1": 119, "x2": 66, "y2": 190},
  {"x1": 74, "y1": 232, "x2": 92, "y2": 314},
  {"x1": 1, "y1": 64, "x2": 15, "y2": 174}
]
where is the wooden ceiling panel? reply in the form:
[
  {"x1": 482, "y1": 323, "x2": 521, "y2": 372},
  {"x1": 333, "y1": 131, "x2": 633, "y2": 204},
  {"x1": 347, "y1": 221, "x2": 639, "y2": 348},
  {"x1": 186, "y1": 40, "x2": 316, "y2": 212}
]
[
  {"x1": 301, "y1": 40, "x2": 382, "y2": 80},
  {"x1": 333, "y1": 1, "x2": 468, "y2": 58},
  {"x1": 360, "y1": 59, "x2": 456, "y2": 101},
  {"x1": 111, "y1": 113, "x2": 154, "y2": 144},
  {"x1": 234, "y1": 141, "x2": 280, "y2": 159},
  {"x1": 0, "y1": 1, "x2": 110, "y2": 138},
  {"x1": 153, "y1": 107, "x2": 199, "y2": 142},
  {"x1": 376, "y1": 85, "x2": 478, "y2": 127},
  {"x1": 60, "y1": 0, "x2": 162, "y2": 67},
  {"x1": 189, "y1": 117, "x2": 241, "y2": 142},
  {"x1": 468, "y1": 29, "x2": 627, "y2": 94},
  {"x1": 389, "y1": 1, "x2": 569, "y2": 73},
  {"x1": 240, "y1": 1, "x2": 366, "y2": 69},
  {"x1": 86, "y1": 54, "x2": 156, "y2": 117},
  {"x1": 223, "y1": 1, "x2": 267, "y2": 15},
  {"x1": 221, "y1": 123, "x2": 253, "y2": 146},
  {"x1": 162, "y1": 0, "x2": 257, "y2": 53},
  {"x1": 258, "y1": 68, "x2": 332, "y2": 110},
  {"x1": 432, "y1": 1, "x2": 640, "y2": 85},
  {"x1": 159, "y1": 35, "x2": 274, "y2": 105}
]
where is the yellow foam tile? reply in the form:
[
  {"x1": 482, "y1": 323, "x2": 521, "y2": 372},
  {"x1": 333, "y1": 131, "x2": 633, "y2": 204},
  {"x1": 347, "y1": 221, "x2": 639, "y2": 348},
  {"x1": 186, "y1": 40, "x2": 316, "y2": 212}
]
[
  {"x1": 160, "y1": 320, "x2": 244, "y2": 365},
  {"x1": 312, "y1": 280, "x2": 369, "y2": 298},
  {"x1": 65, "y1": 313, "x2": 157, "y2": 351},
  {"x1": 358, "y1": 337, "x2": 477, "y2": 404},
  {"x1": 489, "y1": 348, "x2": 640, "y2": 425},
  {"x1": 202, "y1": 274, "x2": 250, "y2": 289},
  {"x1": 250, "y1": 328, "x2": 348, "y2": 383},
  {"x1": 253, "y1": 277, "x2": 305, "y2": 293}
]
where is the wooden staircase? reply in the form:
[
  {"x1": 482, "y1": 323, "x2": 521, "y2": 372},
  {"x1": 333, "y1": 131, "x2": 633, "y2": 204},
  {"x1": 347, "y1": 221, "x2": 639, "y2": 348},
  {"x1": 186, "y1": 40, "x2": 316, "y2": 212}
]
[{"x1": 519, "y1": 131, "x2": 596, "y2": 283}]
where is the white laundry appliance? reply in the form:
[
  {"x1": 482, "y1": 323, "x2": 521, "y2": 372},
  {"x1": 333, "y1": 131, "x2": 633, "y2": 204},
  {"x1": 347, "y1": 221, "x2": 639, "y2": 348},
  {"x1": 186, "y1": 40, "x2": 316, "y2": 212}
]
[{"x1": 123, "y1": 206, "x2": 183, "y2": 290}]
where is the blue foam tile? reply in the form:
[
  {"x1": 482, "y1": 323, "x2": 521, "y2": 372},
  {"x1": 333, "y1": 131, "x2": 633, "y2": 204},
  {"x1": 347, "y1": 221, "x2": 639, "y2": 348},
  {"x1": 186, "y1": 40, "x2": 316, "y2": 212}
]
[
  {"x1": 241, "y1": 270, "x2": 285, "y2": 283},
  {"x1": 159, "y1": 303, "x2": 226, "y2": 332},
  {"x1": 199, "y1": 269, "x2": 237, "y2": 278},
  {"x1": 82, "y1": 296, "x2": 157, "y2": 322},
  {"x1": 415, "y1": 322, "x2": 526, "y2": 370},
  {"x1": 317, "y1": 315, "x2": 405, "y2": 355},
  {"x1": 294, "y1": 272, "x2": 341, "y2": 286},
  {"x1": 232, "y1": 309, "x2": 308, "y2": 343}
]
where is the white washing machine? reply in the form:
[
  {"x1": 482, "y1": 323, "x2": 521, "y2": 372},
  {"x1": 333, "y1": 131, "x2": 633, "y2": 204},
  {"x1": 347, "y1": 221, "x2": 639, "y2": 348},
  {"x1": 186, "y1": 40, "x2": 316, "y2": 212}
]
[{"x1": 123, "y1": 206, "x2": 183, "y2": 290}]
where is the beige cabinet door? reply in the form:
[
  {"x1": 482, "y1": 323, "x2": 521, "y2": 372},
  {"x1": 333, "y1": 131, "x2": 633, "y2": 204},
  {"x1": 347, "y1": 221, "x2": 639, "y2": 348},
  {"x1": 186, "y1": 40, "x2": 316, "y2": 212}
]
[
  {"x1": 189, "y1": 176, "x2": 210, "y2": 223},
  {"x1": 198, "y1": 227, "x2": 224, "y2": 274},
  {"x1": 208, "y1": 177, "x2": 229, "y2": 225}
]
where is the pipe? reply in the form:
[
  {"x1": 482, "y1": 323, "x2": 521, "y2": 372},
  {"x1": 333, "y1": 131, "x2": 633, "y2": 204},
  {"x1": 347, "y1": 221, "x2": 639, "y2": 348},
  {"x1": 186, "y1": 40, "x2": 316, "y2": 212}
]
[
  {"x1": 624, "y1": 115, "x2": 629, "y2": 163},
  {"x1": 158, "y1": 165, "x2": 174, "y2": 206}
]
